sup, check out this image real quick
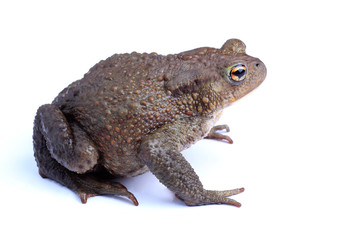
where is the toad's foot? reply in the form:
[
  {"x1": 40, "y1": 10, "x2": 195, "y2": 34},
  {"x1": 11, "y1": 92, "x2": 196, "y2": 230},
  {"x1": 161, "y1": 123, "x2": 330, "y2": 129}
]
[
  {"x1": 74, "y1": 175, "x2": 139, "y2": 205},
  {"x1": 176, "y1": 187, "x2": 244, "y2": 207},
  {"x1": 205, "y1": 124, "x2": 233, "y2": 144},
  {"x1": 40, "y1": 170, "x2": 138, "y2": 206}
]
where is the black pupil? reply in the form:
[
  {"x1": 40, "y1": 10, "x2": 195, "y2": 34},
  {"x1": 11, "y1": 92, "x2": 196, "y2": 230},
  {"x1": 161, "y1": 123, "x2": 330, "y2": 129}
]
[{"x1": 233, "y1": 65, "x2": 245, "y2": 80}]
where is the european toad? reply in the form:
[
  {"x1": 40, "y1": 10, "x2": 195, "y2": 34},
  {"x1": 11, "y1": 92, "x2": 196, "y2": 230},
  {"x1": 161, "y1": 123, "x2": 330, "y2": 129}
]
[{"x1": 33, "y1": 39, "x2": 266, "y2": 207}]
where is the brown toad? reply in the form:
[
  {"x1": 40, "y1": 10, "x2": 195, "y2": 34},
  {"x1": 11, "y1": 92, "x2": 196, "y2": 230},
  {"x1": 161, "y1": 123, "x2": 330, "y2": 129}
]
[{"x1": 33, "y1": 39, "x2": 266, "y2": 207}]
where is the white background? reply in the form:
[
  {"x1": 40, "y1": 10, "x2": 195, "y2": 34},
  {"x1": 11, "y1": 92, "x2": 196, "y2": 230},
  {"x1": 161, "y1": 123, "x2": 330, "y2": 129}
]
[{"x1": 1, "y1": 0, "x2": 359, "y2": 239}]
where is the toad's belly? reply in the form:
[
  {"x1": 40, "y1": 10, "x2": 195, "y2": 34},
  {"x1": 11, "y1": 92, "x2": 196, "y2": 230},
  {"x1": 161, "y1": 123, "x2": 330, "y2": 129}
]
[{"x1": 101, "y1": 151, "x2": 149, "y2": 177}]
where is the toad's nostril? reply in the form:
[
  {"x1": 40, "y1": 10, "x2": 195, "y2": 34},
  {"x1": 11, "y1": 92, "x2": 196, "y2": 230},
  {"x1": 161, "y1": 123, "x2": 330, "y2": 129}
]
[{"x1": 255, "y1": 63, "x2": 260, "y2": 67}]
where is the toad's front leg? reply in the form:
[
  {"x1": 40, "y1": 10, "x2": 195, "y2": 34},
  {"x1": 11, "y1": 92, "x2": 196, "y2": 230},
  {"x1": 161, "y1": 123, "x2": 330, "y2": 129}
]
[{"x1": 138, "y1": 121, "x2": 243, "y2": 207}]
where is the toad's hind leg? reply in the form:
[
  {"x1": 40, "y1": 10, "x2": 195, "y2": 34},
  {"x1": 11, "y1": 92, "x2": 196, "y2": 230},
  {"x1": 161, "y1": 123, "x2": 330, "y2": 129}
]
[{"x1": 33, "y1": 104, "x2": 138, "y2": 205}]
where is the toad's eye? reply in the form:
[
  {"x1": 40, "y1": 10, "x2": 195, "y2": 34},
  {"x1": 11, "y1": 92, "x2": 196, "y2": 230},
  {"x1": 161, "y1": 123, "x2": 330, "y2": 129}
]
[{"x1": 229, "y1": 64, "x2": 247, "y2": 84}]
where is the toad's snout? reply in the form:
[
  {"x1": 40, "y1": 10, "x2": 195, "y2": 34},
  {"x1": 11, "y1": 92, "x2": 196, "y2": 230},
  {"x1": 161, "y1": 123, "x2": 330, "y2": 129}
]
[{"x1": 249, "y1": 58, "x2": 267, "y2": 86}]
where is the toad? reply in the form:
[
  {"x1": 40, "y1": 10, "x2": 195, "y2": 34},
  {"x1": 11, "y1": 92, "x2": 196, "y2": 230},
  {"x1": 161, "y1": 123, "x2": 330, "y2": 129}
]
[{"x1": 33, "y1": 39, "x2": 266, "y2": 207}]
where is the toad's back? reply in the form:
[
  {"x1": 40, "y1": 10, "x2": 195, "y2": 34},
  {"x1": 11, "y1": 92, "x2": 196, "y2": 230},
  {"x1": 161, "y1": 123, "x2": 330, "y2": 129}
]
[{"x1": 53, "y1": 52, "x2": 183, "y2": 176}]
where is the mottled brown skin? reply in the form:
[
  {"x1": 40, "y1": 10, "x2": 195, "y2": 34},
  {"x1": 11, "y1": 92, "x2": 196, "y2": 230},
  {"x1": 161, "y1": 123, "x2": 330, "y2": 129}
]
[{"x1": 33, "y1": 39, "x2": 266, "y2": 207}]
